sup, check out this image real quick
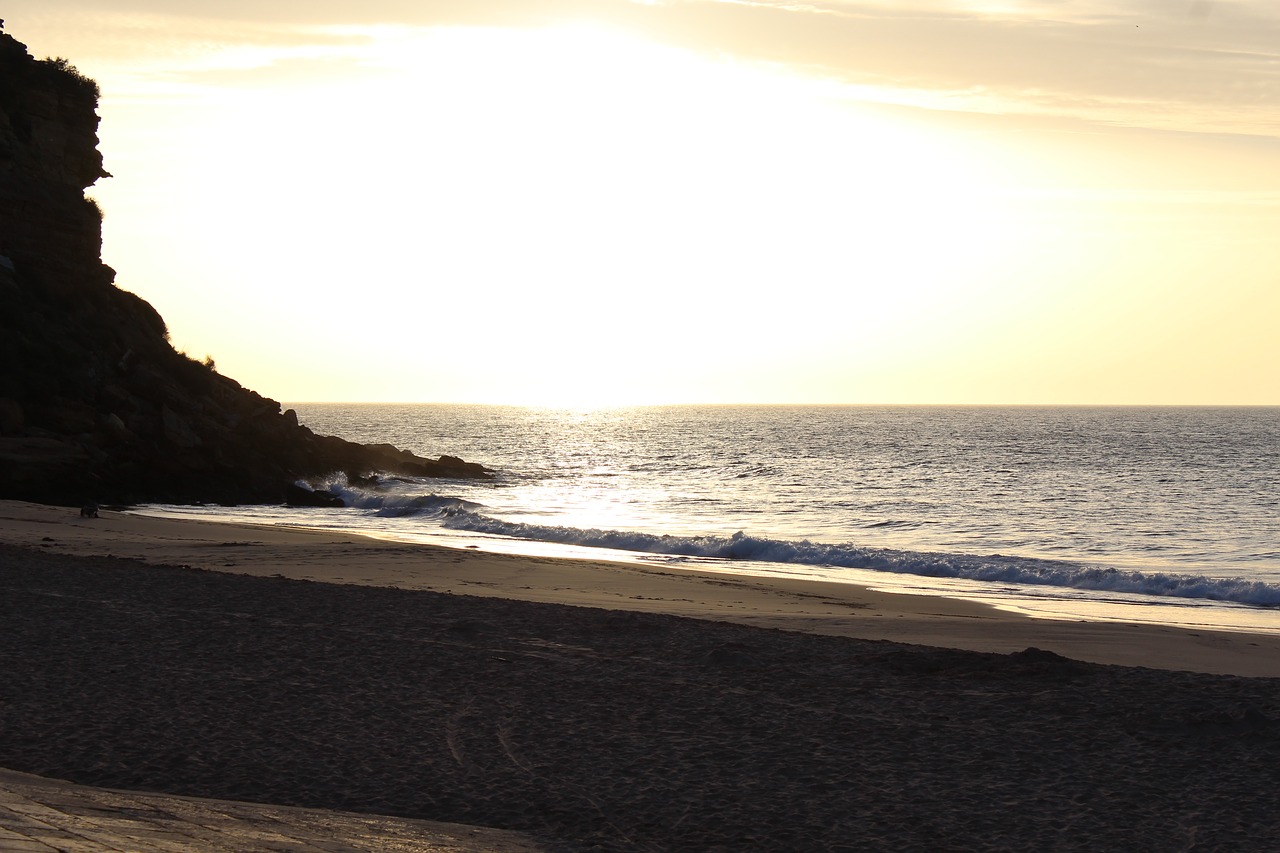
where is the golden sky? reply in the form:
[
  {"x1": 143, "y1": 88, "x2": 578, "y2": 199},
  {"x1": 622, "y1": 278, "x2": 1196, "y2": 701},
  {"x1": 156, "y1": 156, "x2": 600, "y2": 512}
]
[{"x1": 6, "y1": 0, "x2": 1279, "y2": 405}]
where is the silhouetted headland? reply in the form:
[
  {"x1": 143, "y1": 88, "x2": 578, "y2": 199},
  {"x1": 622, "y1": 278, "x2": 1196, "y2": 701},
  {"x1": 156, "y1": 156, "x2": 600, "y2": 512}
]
[{"x1": 0, "y1": 30, "x2": 489, "y2": 506}]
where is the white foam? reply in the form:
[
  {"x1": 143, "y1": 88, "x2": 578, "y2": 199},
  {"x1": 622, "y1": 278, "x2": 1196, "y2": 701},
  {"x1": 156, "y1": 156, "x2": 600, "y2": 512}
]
[
  {"x1": 303, "y1": 475, "x2": 483, "y2": 518},
  {"x1": 438, "y1": 512, "x2": 1280, "y2": 607}
]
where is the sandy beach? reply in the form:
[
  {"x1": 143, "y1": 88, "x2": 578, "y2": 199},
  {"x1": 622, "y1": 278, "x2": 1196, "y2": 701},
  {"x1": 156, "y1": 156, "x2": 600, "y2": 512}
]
[
  {"x1": 3, "y1": 499, "x2": 1280, "y2": 850},
  {"x1": 2, "y1": 500, "x2": 1278, "y2": 677}
]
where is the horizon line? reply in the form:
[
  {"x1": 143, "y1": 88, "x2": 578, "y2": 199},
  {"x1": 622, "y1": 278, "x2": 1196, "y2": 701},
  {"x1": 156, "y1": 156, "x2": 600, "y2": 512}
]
[{"x1": 281, "y1": 401, "x2": 1280, "y2": 408}]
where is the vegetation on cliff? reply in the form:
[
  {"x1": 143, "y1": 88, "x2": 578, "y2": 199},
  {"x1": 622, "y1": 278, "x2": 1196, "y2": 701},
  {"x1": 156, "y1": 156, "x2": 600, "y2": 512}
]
[{"x1": 0, "y1": 29, "x2": 489, "y2": 506}]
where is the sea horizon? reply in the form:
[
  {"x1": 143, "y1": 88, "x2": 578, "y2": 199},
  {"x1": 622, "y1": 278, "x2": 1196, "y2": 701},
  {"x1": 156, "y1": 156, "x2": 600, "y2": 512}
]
[{"x1": 282, "y1": 402, "x2": 1280, "y2": 409}]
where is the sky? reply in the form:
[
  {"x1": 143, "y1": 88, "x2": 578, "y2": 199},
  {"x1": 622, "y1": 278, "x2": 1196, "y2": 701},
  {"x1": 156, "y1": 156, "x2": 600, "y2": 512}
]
[{"x1": 5, "y1": 0, "x2": 1279, "y2": 406}]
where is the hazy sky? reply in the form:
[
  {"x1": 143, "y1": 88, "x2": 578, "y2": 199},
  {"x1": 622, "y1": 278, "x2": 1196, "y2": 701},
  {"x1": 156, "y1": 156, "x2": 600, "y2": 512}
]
[{"x1": 6, "y1": 0, "x2": 1279, "y2": 405}]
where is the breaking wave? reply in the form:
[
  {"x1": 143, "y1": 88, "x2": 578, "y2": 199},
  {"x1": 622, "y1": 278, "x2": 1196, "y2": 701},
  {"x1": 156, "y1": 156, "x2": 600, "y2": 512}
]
[
  {"x1": 292, "y1": 474, "x2": 1280, "y2": 608},
  {"x1": 436, "y1": 511, "x2": 1280, "y2": 608},
  {"x1": 300, "y1": 477, "x2": 483, "y2": 518}
]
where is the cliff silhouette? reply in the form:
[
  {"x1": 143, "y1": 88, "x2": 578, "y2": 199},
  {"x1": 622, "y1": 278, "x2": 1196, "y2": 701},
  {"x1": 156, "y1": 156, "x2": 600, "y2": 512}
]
[{"x1": 0, "y1": 29, "x2": 490, "y2": 506}]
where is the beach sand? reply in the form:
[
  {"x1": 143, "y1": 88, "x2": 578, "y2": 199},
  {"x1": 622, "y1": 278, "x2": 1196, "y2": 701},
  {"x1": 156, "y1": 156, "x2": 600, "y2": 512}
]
[
  {"x1": 2, "y1": 500, "x2": 1278, "y2": 677},
  {"x1": 2, "y1": 500, "x2": 1280, "y2": 850}
]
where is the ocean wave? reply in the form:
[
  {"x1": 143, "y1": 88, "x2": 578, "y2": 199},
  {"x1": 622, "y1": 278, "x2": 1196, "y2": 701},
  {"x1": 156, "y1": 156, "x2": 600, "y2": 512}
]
[
  {"x1": 864, "y1": 519, "x2": 938, "y2": 530},
  {"x1": 304, "y1": 476, "x2": 484, "y2": 518},
  {"x1": 438, "y1": 512, "x2": 1280, "y2": 607}
]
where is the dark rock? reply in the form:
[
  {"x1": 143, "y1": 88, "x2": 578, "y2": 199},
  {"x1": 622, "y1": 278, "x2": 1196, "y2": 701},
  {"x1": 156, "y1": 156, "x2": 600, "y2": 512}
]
[
  {"x1": 0, "y1": 397, "x2": 23, "y2": 434},
  {"x1": 98, "y1": 412, "x2": 131, "y2": 443},
  {"x1": 160, "y1": 405, "x2": 201, "y2": 448},
  {"x1": 0, "y1": 28, "x2": 492, "y2": 507},
  {"x1": 285, "y1": 483, "x2": 344, "y2": 508},
  {"x1": 435, "y1": 454, "x2": 491, "y2": 478}
]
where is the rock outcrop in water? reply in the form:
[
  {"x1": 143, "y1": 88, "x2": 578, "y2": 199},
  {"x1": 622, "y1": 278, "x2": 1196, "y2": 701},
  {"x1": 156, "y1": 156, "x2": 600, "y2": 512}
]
[{"x1": 0, "y1": 29, "x2": 490, "y2": 506}]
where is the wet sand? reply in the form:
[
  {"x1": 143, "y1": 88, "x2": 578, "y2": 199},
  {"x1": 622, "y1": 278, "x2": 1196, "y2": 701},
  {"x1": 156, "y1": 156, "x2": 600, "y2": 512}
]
[{"x1": 2, "y1": 501, "x2": 1280, "y2": 850}]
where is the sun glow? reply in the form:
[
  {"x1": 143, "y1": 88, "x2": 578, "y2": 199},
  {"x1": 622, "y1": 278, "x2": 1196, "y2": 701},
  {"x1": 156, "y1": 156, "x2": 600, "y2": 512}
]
[
  {"x1": 93, "y1": 22, "x2": 1027, "y2": 407},
  {"x1": 47, "y1": 10, "x2": 1271, "y2": 407}
]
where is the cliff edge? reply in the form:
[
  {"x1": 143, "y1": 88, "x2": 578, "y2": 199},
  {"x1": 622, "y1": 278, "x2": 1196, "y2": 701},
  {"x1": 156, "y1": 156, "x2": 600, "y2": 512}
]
[{"x1": 0, "y1": 29, "x2": 490, "y2": 506}]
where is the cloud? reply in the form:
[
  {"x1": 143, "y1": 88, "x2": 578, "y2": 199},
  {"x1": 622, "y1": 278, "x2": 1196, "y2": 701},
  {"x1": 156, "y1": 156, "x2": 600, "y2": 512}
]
[
  {"x1": 663, "y1": 0, "x2": 1280, "y2": 134},
  {"x1": 11, "y1": 0, "x2": 1279, "y2": 133}
]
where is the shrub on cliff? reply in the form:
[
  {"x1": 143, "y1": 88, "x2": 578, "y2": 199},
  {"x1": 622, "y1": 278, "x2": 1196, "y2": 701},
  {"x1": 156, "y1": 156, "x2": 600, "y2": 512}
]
[{"x1": 39, "y1": 56, "x2": 99, "y2": 100}]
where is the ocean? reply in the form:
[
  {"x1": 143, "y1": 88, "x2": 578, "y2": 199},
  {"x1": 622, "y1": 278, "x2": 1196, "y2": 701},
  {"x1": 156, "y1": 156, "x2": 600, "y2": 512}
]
[{"x1": 136, "y1": 405, "x2": 1280, "y2": 633}]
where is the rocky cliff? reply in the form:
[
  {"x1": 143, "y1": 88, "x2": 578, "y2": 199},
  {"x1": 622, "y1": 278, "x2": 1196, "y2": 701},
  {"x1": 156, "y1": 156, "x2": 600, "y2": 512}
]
[{"x1": 0, "y1": 30, "x2": 490, "y2": 506}]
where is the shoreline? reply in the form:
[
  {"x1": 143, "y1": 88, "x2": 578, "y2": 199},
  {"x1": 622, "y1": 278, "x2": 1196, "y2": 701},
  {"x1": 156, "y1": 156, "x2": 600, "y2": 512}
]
[
  {"x1": 3, "y1": 499, "x2": 1278, "y2": 677},
  {"x1": 122, "y1": 500, "x2": 1280, "y2": 637}
]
